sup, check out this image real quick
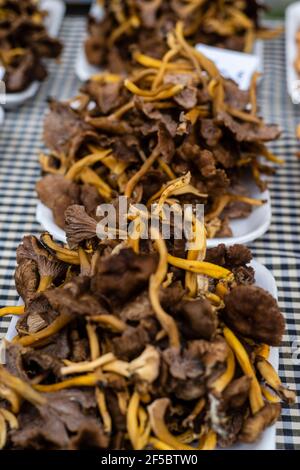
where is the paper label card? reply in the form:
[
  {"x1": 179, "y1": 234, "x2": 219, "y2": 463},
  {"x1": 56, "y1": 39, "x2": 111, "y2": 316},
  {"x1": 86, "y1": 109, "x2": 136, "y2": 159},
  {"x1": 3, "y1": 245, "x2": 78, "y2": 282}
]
[{"x1": 196, "y1": 44, "x2": 259, "y2": 90}]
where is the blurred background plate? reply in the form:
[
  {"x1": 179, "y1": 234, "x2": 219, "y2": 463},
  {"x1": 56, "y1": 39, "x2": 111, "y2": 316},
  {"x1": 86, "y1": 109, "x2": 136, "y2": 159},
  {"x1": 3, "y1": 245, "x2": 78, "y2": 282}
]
[{"x1": 3, "y1": 0, "x2": 66, "y2": 108}]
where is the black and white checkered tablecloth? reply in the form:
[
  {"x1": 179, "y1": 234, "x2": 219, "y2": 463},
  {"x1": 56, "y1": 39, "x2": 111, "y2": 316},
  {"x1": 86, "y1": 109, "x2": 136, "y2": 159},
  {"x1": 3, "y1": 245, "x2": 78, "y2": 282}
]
[{"x1": 0, "y1": 16, "x2": 300, "y2": 449}]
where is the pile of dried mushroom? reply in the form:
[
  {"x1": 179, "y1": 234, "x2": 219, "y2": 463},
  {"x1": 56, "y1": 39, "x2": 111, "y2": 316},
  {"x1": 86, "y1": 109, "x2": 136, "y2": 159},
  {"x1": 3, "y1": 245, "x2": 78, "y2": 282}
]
[
  {"x1": 85, "y1": 0, "x2": 280, "y2": 73},
  {"x1": 37, "y1": 23, "x2": 281, "y2": 239},
  {"x1": 0, "y1": 13, "x2": 293, "y2": 451},
  {"x1": 0, "y1": 209, "x2": 296, "y2": 449},
  {"x1": 0, "y1": 0, "x2": 62, "y2": 93}
]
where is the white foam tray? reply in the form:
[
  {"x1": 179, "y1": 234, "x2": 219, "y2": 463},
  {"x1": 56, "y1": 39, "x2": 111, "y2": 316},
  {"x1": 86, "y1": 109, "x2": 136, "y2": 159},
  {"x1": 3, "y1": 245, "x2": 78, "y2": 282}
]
[
  {"x1": 36, "y1": 177, "x2": 271, "y2": 248},
  {"x1": 0, "y1": 0, "x2": 66, "y2": 108},
  {"x1": 286, "y1": 2, "x2": 300, "y2": 103},
  {"x1": 4, "y1": 259, "x2": 278, "y2": 450}
]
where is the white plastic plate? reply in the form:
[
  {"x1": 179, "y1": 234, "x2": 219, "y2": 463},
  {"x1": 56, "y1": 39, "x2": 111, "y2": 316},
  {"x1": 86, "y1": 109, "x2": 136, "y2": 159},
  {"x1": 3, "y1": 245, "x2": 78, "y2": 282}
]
[
  {"x1": 1, "y1": 0, "x2": 66, "y2": 108},
  {"x1": 36, "y1": 201, "x2": 67, "y2": 243},
  {"x1": 286, "y1": 2, "x2": 300, "y2": 103},
  {"x1": 75, "y1": 1, "x2": 104, "y2": 82},
  {"x1": 4, "y1": 259, "x2": 278, "y2": 450},
  {"x1": 207, "y1": 178, "x2": 271, "y2": 248},
  {"x1": 36, "y1": 177, "x2": 271, "y2": 247}
]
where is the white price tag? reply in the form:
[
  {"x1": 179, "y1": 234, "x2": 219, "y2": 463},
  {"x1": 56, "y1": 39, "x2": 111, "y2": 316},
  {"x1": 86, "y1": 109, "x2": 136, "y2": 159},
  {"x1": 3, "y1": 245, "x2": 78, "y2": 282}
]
[{"x1": 196, "y1": 44, "x2": 259, "y2": 90}]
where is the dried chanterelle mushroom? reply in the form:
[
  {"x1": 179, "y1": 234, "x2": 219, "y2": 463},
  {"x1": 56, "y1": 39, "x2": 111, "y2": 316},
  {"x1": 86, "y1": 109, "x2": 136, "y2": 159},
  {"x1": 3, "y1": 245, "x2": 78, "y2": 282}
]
[
  {"x1": 0, "y1": 207, "x2": 296, "y2": 449},
  {"x1": 0, "y1": 0, "x2": 62, "y2": 93},
  {"x1": 85, "y1": 0, "x2": 281, "y2": 74},
  {"x1": 37, "y1": 22, "x2": 282, "y2": 239}
]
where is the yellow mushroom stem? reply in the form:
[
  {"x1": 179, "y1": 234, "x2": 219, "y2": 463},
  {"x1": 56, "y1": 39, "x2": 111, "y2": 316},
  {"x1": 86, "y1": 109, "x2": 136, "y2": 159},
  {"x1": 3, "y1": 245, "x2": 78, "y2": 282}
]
[
  {"x1": 108, "y1": 15, "x2": 140, "y2": 47},
  {"x1": 78, "y1": 247, "x2": 91, "y2": 276},
  {"x1": 127, "y1": 215, "x2": 144, "y2": 254},
  {"x1": 37, "y1": 275, "x2": 53, "y2": 293},
  {"x1": 256, "y1": 26, "x2": 283, "y2": 40},
  {"x1": 167, "y1": 254, "x2": 232, "y2": 279},
  {"x1": 90, "y1": 72, "x2": 122, "y2": 84},
  {"x1": 148, "y1": 398, "x2": 198, "y2": 450},
  {"x1": 125, "y1": 79, "x2": 180, "y2": 98},
  {"x1": 177, "y1": 429, "x2": 198, "y2": 444},
  {"x1": 175, "y1": 21, "x2": 220, "y2": 79},
  {"x1": 228, "y1": 194, "x2": 265, "y2": 206},
  {"x1": 125, "y1": 78, "x2": 184, "y2": 101},
  {"x1": 206, "y1": 193, "x2": 264, "y2": 224},
  {"x1": 80, "y1": 167, "x2": 113, "y2": 200},
  {"x1": 0, "y1": 409, "x2": 18, "y2": 430},
  {"x1": 65, "y1": 150, "x2": 112, "y2": 180},
  {"x1": 0, "y1": 384, "x2": 21, "y2": 414},
  {"x1": 88, "y1": 144, "x2": 128, "y2": 175},
  {"x1": 250, "y1": 71, "x2": 260, "y2": 116},
  {"x1": 205, "y1": 195, "x2": 231, "y2": 222},
  {"x1": 0, "y1": 47, "x2": 26, "y2": 65},
  {"x1": 39, "y1": 153, "x2": 67, "y2": 175},
  {"x1": 205, "y1": 292, "x2": 223, "y2": 307},
  {"x1": 138, "y1": 406, "x2": 148, "y2": 435},
  {"x1": 183, "y1": 398, "x2": 205, "y2": 428},
  {"x1": 117, "y1": 391, "x2": 129, "y2": 416},
  {"x1": 185, "y1": 216, "x2": 206, "y2": 297},
  {"x1": 223, "y1": 327, "x2": 264, "y2": 414},
  {"x1": 252, "y1": 163, "x2": 264, "y2": 191},
  {"x1": 90, "y1": 315, "x2": 126, "y2": 333},
  {"x1": 226, "y1": 106, "x2": 261, "y2": 125},
  {"x1": 149, "y1": 231, "x2": 180, "y2": 348},
  {"x1": 256, "y1": 356, "x2": 296, "y2": 404},
  {"x1": 215, "y1": 282, "x2": 229, "y2": 299},
  {"x1": 109, "y1": 101, "x2": 135, "y2": 120},
  {"x1": 198, "y1": 430, "x2": 217, "y2": 450},
  {"x1": 138, "y1": 417, "x2": 151, "y2": 450},
  {"x1": 125, "y1": 146, "x2": 161, "y2": 199},
  {"x1": 148, "y1": 437, "x2": 176, "y2": 450},
  {"x1": 152, "y1": 172, "x2": 191, "y2": 214},
  {"x1": 60, "y1": 352, "x2": 115, "y2": 376},
  {"x1": 255, "y1": 344, "x2": 270, "y2": 360},
  {"x1": 133, "y1": 51, "x2": 192, "y2": 71},
  {"x1": 0, "y1": 413, "x2": 6, "y2": 450},
  {"x1": 185, "y1": 250, "x2": 199, "y2": 298},
  {"x1": 152, "y1": 47, "x2": 180, "y2": 90},
  {"x1": 0, "y1": 305, "x2": 24, "y2": 318},
  {"x1": 102, "y1": 360, "x2": 130, "y2": 377},
  {"x1": 213, "y1": 347, "x2": 235, "y2": 393},
  {"x1": 257, "y1": 144, "x2": 284, "y2": 165},
  {"x1": 127, "y1": 392, "x2": 141, "y2": 450},
  {"x1": 33, "y1": 371, "x2": 103, "y2": 393},
  {"x1": 0, "y1": 367, "x2": 46, "y2": 407},
  {"x1": 40, "y1": 233, "x2": 80, "y2": 264},
  {"x1": 261, "y1": 386, "x2": 281, "y2": 404},
  {"x1": 143, "y1": 85, "x2": 184, "y2": 102},
  {"x1": 158, "y1": 159, "x2": 176, "y2": 179},
  {"x1": 244, "y1": 27, "x2": 255, "y2": 53},
  {"x1": 14, "y1": 313, "x2": 72, "y2": 347},
  {"x1": 95, "y1": 387, "x2": 112, "y2": 435},
  {"x1": 86, "y1": 323, "x2": 101, "y2": 360}
]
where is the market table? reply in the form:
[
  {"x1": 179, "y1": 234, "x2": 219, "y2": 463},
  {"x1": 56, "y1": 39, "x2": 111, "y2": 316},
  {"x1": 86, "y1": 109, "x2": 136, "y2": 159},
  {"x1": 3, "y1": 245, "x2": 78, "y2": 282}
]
[{"x1": 0, "y1": 14, "x2": 299, "y2": 449}]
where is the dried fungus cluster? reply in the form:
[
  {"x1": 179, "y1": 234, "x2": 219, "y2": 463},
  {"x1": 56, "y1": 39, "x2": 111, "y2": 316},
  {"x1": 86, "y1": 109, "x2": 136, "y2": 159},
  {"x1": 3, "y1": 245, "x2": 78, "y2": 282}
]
[{"x1": 0, "y1": 0, "x2": 62, "y2": 92}]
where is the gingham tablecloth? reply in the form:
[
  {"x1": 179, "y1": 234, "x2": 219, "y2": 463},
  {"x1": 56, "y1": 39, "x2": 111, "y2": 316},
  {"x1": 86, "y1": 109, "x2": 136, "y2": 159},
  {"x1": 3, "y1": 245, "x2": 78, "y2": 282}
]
[{"x1": 0, "y1": 16, "x2": 300, "y2": 449}]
